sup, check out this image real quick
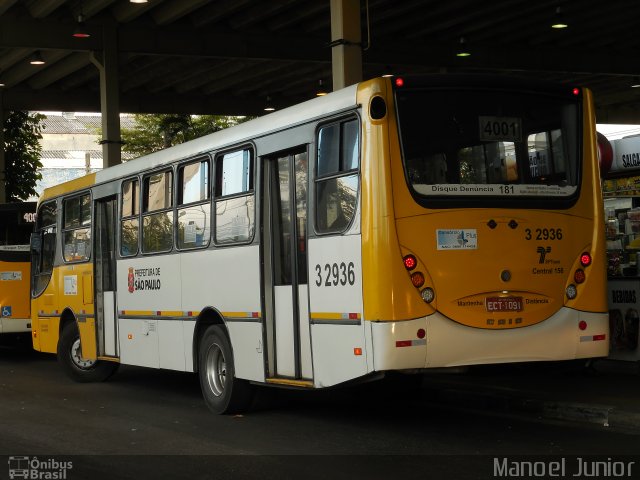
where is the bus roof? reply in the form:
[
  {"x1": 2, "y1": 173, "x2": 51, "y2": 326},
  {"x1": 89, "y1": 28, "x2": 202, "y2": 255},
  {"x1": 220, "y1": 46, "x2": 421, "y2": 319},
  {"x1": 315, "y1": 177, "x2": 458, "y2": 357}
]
[
  {"x1": 99, "y1": 84, "x2": 357, "y2": 185},
  {"x1": 38, "y1": 83, "x2": 358, "y2": 203}
]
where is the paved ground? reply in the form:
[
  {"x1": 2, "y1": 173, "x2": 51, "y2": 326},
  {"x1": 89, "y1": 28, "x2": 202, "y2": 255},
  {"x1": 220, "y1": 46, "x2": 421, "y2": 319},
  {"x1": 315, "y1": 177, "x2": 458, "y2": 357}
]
[
  {"x1": 420, "y1": 358, "x2": 640, "y2": 432},
  {"x1": 1, "y1": 344, "x2": 639, "y2": 480}
]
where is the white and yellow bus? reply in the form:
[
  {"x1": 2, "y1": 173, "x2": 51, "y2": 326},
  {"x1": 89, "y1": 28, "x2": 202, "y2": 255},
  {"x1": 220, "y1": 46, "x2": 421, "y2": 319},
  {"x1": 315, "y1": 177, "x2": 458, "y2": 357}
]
[
  {"x1": 30, "y1": 75, "x2": 608, "y2": 413},
  {"x1": 1, "y1": 202, "x2": 36, "y2": 336}
]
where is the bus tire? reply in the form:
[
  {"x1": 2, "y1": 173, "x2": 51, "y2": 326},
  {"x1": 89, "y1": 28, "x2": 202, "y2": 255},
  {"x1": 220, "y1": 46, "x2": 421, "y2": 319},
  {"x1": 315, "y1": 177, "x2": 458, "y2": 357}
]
[
  {"x1": 57, "y1": 321, "x2": 118, "y2": 383},
  {"x1": 198, "y1": 325, "x2": 253, "y2": 414}
]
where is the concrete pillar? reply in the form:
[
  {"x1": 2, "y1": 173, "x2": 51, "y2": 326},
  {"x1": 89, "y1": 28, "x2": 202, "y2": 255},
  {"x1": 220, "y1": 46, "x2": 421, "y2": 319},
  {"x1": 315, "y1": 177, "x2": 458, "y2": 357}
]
[
  {"x1": 0, "y1": 92, "x2": 5, "y2": 203},
  {"x1": 330, "y1": 0, "x2": 363, "y2": 90},
  {"x1": 91, "y1": 20, "x2": 121, "y2": 169}
]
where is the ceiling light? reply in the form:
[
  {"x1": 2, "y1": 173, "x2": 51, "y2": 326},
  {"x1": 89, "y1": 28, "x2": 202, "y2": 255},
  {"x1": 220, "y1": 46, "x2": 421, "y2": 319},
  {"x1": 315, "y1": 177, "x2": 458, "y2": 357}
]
[
  {"x1": 264, "y1": 96, "x2": 275, "y2": 112},
  {"x1": 30, "y1": 51, "x2": 45, "y2": 65},
  {"x1": 316, "y1": 79, "x2": 327, "y2": 96},
  {"x1": 551, "y1": 6, "x2": 568, "y2": 29},
  {"x1": 130, "y1": 0, "x2": 148, "y2": 3},
  {"x1": 456, "y1": 37, "x2": 471, "y2": 57},
  {"x1": 72, "y1": 15, "x2": 90, "y2": 38}
]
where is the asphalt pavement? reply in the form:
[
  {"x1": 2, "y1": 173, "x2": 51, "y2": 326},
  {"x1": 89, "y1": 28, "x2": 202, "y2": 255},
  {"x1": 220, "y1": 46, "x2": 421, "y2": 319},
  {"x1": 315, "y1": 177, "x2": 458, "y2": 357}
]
[
  {"x1": 420, "y1": 358, "x2": 640, "y2": 433},
  {"x1": 3, "y1": 335, "x2": 640, "y2": 435}
]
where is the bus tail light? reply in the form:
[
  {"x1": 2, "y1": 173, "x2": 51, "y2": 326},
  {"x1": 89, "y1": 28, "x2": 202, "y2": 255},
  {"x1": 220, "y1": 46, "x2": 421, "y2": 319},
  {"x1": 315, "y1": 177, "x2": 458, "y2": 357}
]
[
  {"x1": 568, "y1": 252, "x2": 591, "y2": 300},
  {"x1": 411, "y1": 272, "x2": 425, "y2": 288},
  {"x1": 421, "y1": 288, "x2": 435, "y2": 303},
  {"x1": 403, "y1": 254, "x2": 417, "y2": 270},
  {"x1": 578, "y1": 320, "x2": 587, "y2": 330},
  {"x1": 402, "y1": 250, "x2": 434, "y2": 303}
]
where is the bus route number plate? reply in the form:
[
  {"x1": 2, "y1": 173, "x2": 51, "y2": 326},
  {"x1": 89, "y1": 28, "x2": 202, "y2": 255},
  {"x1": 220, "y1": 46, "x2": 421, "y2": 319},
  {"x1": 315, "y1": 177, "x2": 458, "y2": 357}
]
[
  {"x1": 479, "y1": 116, "x2": 522, "y2": 142},
  {"x1": 485, "y1": 296, "x2": 523, "y2": 312}
]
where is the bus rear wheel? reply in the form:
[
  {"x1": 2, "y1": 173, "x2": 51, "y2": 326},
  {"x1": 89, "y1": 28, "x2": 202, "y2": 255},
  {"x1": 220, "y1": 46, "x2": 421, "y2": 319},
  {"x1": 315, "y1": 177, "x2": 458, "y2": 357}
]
[
  {"x1": 198, "y1": 325, "x2": 253, "y2": 414},
  {"x1": 57, "y1": 321, "x2": 118, "y2": 383}
]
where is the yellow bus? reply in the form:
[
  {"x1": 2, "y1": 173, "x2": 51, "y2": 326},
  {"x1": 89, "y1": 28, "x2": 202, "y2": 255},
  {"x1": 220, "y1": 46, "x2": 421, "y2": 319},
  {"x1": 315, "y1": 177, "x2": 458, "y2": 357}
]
[
  {"x1": 1, "y1": 202, "x2": 36, "y2": 336},
  {"x1": 30, "y1": 75, "x2": 608, "y2": 413}
]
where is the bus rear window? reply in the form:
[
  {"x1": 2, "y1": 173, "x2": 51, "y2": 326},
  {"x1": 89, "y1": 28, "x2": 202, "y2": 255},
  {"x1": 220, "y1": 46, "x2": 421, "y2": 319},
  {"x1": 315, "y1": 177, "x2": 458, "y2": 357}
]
[{"x1": 395, "y1": 84, "x2": 581, "y2": 206}]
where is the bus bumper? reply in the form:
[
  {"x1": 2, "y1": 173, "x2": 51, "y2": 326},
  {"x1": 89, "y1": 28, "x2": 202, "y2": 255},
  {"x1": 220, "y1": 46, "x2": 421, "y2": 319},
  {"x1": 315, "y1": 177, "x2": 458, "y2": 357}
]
[
  {"x1": 370, "y1": 308, "x2": 609, "y2": 371},
  {"x1": 0, "y1": 317, "x2": 31, "y2": 334}
]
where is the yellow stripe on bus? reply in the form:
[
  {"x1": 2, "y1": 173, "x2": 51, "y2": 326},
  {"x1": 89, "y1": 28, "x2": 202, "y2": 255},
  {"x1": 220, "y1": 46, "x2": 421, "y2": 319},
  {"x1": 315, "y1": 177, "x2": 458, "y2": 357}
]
[
  {"x1": 118, "y1": 310, "x2": 186, "y2": 317},
  {"x1": 117, "y1": 310, "x2": 262, "y2": 319},
  {"x1": 310, "y1": 312, "x2": 361, "y2": 320},
  {"x1": 222, "y1": 311, "x2": 261, "y2": 319}
]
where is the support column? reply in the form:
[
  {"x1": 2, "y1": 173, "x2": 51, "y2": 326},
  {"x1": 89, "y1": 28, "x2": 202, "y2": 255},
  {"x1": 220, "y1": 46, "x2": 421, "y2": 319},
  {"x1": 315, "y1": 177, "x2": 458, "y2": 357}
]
[
  {"x1": 0, "y1": 92, "x2": 6, "y2": 203},
  {"x1": 91, "y1": 20, "x2": 121, "y2": 169},
  {"x1": 330, "y1": 0, "x2": 363, "y2": 90}
]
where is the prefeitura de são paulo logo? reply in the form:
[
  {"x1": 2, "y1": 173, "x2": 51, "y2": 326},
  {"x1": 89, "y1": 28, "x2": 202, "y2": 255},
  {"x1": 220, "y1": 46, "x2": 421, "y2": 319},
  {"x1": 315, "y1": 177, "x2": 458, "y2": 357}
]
[{"x1": 128, "y1": 266, "x2": 162, "y2": 293}]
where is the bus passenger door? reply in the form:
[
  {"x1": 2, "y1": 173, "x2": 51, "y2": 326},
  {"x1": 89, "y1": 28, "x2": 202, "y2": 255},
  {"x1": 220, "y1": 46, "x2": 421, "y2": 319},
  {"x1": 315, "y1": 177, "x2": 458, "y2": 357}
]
[
  {"x1": 94, "y1": 196, "x2": 119, "y2": 358},
  {"x1": 263, "y1": 149, "x2": 312, "y2": 381}
]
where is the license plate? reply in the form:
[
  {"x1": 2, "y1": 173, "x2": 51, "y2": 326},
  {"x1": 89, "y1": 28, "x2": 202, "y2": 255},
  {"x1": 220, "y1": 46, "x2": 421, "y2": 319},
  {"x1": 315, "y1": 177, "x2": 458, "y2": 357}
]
[{"x1": 485, "y1": 296, "x2": 523, "y2": 312}]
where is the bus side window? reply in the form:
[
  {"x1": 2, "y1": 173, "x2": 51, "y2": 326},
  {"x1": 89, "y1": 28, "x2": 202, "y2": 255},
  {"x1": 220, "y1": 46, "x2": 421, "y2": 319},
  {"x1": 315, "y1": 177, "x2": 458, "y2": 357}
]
[
  {"x1": 315, "y1": 118, "x2": 359, "y2": 234},
  {"x1": 142, "y1": 170, "x2": 174, "y2": 254},
  {"x1": 177, "y1": 158, "x2": 211, "y2": 250},
  {"x1": 42, "y1": 228, "x2": 56, "y2": 272},
  {"x1": 62, "y1": 193, "x2": 91, "y2": 262},
  {"x1": 214, "y1": 148, "x2": 255, "y2": 245},
  {"x1": 33, "y1": 201, "x2": 57, "y2": 296},
  {"x1": 120, "y1": 178, "x2": 140, "y2": 257}
]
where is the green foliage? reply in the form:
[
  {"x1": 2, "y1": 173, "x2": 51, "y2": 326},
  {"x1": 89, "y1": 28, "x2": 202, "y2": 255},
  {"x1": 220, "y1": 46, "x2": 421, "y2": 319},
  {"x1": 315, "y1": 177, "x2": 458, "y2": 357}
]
[
  {"x1": 120, "y1": 114, "x2": 250, "y2": 159},
  {"x1": 3, "y1": 111, "x2": 45, "y2": 201}
]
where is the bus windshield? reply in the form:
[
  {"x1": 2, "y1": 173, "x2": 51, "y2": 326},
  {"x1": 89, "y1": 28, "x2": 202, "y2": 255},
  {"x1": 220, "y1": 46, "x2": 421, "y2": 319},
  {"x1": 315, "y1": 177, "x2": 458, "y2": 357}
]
[{"x1": 395, "y1": 80, "x2": 581, "y2": 207}]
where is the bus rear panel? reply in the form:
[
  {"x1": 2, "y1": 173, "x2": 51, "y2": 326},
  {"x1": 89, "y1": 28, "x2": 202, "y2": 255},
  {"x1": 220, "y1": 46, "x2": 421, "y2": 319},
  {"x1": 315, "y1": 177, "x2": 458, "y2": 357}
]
[
  {"x1": 360, "y1": 75, "x2": 608, "y2": 371},
  {"x1": 0, "y1": 203, "x2": 36, "y2": 334}
]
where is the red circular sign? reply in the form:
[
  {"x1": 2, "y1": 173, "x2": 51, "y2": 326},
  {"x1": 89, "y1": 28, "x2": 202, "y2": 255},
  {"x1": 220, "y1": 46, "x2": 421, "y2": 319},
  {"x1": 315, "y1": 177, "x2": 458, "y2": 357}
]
[{"x1": 597, "y1": 131, "x2": 613, "y2": 177}]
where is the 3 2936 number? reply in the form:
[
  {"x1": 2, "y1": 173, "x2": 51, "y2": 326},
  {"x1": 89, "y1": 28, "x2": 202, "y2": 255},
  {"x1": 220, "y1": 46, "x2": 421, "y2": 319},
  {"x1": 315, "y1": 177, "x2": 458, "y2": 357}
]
[
  {"x1": 315, "y1": 262, "x2": 356, "y2": 287},
  {"x1": 525, "y1": 228, "x2": 563, "y2": 240}
]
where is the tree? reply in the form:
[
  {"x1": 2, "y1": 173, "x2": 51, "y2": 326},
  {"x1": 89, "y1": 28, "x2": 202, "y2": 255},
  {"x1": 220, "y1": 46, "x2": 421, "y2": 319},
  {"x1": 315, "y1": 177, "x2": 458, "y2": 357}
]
[
  {"x1": 120, "y1": 114, "x2": 250, "y2": 158},
  {"x1": 3, "y1": 111, "x2": 45, "y2": 201}
]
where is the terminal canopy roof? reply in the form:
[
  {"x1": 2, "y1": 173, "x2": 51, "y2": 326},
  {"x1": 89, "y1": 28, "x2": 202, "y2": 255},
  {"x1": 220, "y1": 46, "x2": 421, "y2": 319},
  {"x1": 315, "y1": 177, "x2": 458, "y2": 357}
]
[{"x1": 0, "y1": 0, "x2": 638, "y2": 123}]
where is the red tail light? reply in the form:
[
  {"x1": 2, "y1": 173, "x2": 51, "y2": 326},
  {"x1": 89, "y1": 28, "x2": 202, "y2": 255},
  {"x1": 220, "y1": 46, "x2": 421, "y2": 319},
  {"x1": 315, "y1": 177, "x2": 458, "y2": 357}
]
[
  {"x1": 403, "y1": 254, "x2": 417, "y2": 270},
  {"x1": 580, "y1": 253, "x2": 592, "y2": 267},
  {"x1": 574, "y1": 269, "x2": 586, "y2": 284}
]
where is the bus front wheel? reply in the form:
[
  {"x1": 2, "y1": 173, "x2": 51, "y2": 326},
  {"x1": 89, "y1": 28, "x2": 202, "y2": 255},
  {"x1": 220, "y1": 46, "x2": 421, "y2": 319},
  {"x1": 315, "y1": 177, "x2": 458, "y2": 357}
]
[
  {"x1": 57, "y1": 321, "x2": 118, "y2": 383},
  {"x1": 198, "y1": 325, "x2": 253, "y2": 414}
]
